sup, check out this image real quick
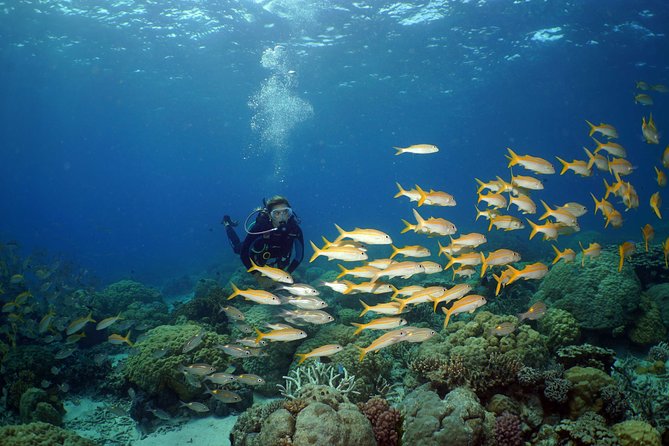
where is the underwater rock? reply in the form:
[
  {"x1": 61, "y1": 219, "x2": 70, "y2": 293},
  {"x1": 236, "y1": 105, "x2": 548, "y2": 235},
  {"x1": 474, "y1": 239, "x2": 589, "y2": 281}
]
[
  {"x1": 563, "y1": 366, "x2": 615, "y2": 418},
  {"x1": 612, "y1": 420, "x2": 661, "y2": 446},
  {"x1": 555, "y1": 343, "x2": 616, "y2": 372},
  {"x1": 400, "y1": 384, "x2": 493, "y2": 446},
  {"x1": 19, "y1": 387, "x2": 64, "y2": 426},
  {"x1": 537, "y1": 308, "x2": 581, "y2": 351},
  {"x1": 0, "y1": 421, "x2": 96, "y2": 446},
  {"x1": 645, "y1": 283, "x2": 669, "y2": 328},
  {"x1": 292, "y1": 401, "x2": 376, "y2": 446},
  {"x1": 534, "y1": 250, "x2": 641, "y2": 332},
  {"x1": 628, "y1": 294, "x2": 667, "y2": 345}
]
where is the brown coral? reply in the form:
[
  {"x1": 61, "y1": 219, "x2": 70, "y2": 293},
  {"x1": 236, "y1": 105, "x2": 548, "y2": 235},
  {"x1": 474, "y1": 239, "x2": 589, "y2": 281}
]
[
  {"x1": 283, "y1": 398, "x2": 309, "y2": 417},
  {"x1": 357, "y1": 397, "x2": 401, "y2": 446}
]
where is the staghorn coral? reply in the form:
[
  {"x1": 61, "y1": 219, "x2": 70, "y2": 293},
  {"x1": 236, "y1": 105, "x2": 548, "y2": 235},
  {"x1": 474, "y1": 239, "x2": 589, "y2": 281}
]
[
  {"x1": 494, "y1": 411, "x2": 522, "y2": 446},
  {"x1": 357, "y1": 397, "x2": 401, "y2": 446},
  {"x1": 277, "y1": 362, "x2": 359, "y2": 400}
]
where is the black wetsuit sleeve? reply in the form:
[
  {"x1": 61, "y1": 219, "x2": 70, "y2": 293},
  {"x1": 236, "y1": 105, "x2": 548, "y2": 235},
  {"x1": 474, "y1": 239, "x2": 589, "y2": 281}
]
[
  {"x1": 239, "y1": 232, "x2": 260, "y2": 270},
  {"x1": 287, "y1": 227, "x2": 304, "y2": 273}
]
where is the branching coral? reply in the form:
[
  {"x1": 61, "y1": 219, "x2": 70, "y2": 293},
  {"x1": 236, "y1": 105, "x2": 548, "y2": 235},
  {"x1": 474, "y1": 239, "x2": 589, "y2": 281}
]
[{"x1": 277, "y1": 362, "x2": 359, "y2": 399}]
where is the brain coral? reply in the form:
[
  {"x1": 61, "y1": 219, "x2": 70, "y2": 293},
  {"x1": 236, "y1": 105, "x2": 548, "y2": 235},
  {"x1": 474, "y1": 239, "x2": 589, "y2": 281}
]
[{"x1": 534, "y1": 250, "x2": 641, "y2": 331}]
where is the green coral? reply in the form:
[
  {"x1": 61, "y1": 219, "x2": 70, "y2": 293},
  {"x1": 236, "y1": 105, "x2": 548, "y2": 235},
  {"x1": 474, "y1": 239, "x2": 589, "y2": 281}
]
[
  {"x1": 628, "y1": 294, "x2": 667, "y2": 345},
  {"x1": 0, "y1": 422, "x2": 97, "y2": 446},
  {"x1": 93, "y1": 280, "x2": 162, "y2": 315},
  {"x1": 612, "y1": 420, "x2": 662, "y2": 446},
  {"x1": 124, "y1": 324, "x2": 229, "y2": 399},
  {"x1": 537, "y1": 308, "x2": 581, "y2": 351},
  {"x1": 534, "y1": 250, "x2": 641, "y2": 331},
  {"x1": 563, "y1": 366, "x2": 615, "y2": 418},
  {"x1": 19, "y1": 388, "x2": 64, "y2": 426},
  {"x1": 645, "y1": 283, "x2": 669, "y2": 327}
]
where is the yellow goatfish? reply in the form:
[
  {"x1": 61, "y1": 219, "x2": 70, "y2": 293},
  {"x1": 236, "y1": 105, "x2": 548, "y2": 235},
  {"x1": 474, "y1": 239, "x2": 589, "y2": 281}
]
[
  {"x1": 556, "y1": 157, "x2": 592, "y2": 177},
  {"x1": 66, "y1": 311, "x2": 96, "y2": 336},
  {"x1": 579, "y1": 242, "x2": 602, "y2": 266},
  {"x1": 488, "y1": 215, "x2": 525, "y2": 232},
  {"x1": 453, "y1": 265, "x2": 477, "y2": 279},
  {"x1": 254, "y1": 327, "x2": 307, "y2": 343},
  {"x1": 506, "y1": 148, "x2": 555, "y2": 174},
  {"x1": 559, "y1": 202, "x2": 587, "y2": 217},
  {"x1": 370, "y1": 261, "x2": 425, "y2": 282},
  {"x1": 342, "y1": 280, "x2": 395, "y2": 295},
  {"x1": 583, "y1": 147, "x2": 609, "y2": 171},
  {"x1": 442, "y1": 295, "x2": 487, "y2": 328},
  {"x1": 635, "y1": 93, "x2": 653, "y2": 106},
  {"x1": 539, "y1": 201, "x2": 578, "y2": 227},
  {"x1": 492, "y1": 269, "x2": 514, "y2": 296},
  {"x1": 227, "y1": 283, "x2": 281, "y2": 305},
  {"x1": 642, "y1": 224, "x2": 654, "y2": 252},
  {"x1": 296, "y1": 344, "x2": 343, "y2": 365},
  {"x1": 618, "y1": 241, "x2": 636, "y2": 272},
  {"x1": 477, "y1": 192, "x2": 507, "y2": 209},
  {"x1": 551, "y1": 245, "x2": 576, "y2": 265},
  {"x1": 593, "y1": 138, "x2": 627, "y2": 158},
  {"x1": 108, "y1": 331, "x2": 133, "y2": 347},
  {"x1": 309, "y1": 241, "x2": 368, "y2": 263},
  {"x1": 391, "y1": 285, "x2": 425, "y2": 299},
  {"x1": 526, "y1": 219, "x2": 559, "y2": 241},
  {"x1": 248, "y1": 260, "x2": 293, "y2": 284},
  {"x1": 663, "y1": 237, "x2": 669, "y2": 267},
  {"x1": 511, "y1": 174, "x2": 543, "y2": 190},
  {"x1": 420, "y1": 261, "x2": 442, "y2": 274},
  {"x1": 585, "y1": 120, "x2": 618, "y2": 139},
  {"x1": 402, "y1": 209, "x2": 457, "y2": 236},
  {"x1": 475, "y1": 178, "x2": 505, "y2": 194},
  {"x1": 351, "y1": 317, "x2": 407, "y2": 335},
  {"x1": 357, "y1": 329, "x2": 409, "y2": 361},
  {"x1": 393, "y1": 144, "x2": 439, "y2": 155},
  {"x1": 403, "y1": 327, "x2": 437, "y2": 343},
  {"x1": 504, "y1": 262, "x2": 548, "y2": 286},
  {"x1": 432, "y1": 283, "x2": 472, "y2": 312},
  {"x1": 608, "y1": 158, "x2": 634, "y2": 176},
  {"x1": 444, "y1": 252, "x2": 482, "y2": 270},
  {"x1": 392, "y1": 286, "x2": 447, "y2": 312},
  {"x1": 480, "y1": 249, "x2": 521, "y2": 277},
  {"x1": 336, "y1": 264, "x2": 380, "y2": 279},
  {"x1": 508, "y1": 194, "x2": 537, "y2": 215},
  {"x1": 390, "y1": 245, "x2": 431, "y2": 259},
  {"x1": 333, "y1": 224, "x2": 392, "y2": 245},
  {"x1": 651, "y1": 192, "x2": 662, "y2": 219},
  {"x1": 450, "y1": 233, "x2": 487, "y2": 248},
  {"x1": 359, "y1": 300, "x2": 403, "y2": 317},
  {"x1": 415, "y1": 185, "x2": 456, "y2": 207},
  {"x1": 96, "y1": 313, "x2": 122, "y2": 331}
]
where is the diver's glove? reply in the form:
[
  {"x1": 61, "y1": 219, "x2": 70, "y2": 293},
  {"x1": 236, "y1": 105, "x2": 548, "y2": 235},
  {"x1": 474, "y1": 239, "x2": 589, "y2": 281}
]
[{"x1": 222, "y1": 215, "x2": 238, "y2": 227}]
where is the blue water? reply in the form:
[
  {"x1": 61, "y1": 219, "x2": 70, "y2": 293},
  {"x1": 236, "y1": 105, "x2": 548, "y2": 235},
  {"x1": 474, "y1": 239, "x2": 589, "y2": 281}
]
[{"x1": 1, "y1": 0, "x2": 668, "y2": 285}]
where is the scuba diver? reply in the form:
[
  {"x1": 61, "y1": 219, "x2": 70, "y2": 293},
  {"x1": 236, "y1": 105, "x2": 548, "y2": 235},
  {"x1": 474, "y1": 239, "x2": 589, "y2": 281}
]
[{"x1": 223, "y1": 195, "x2": 304, "y2": 275}]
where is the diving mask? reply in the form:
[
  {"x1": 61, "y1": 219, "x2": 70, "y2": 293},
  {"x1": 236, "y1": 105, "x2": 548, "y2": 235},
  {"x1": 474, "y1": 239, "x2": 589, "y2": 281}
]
[{"x1": 270, "y1": 206, "x2": 293, "y2": 223}]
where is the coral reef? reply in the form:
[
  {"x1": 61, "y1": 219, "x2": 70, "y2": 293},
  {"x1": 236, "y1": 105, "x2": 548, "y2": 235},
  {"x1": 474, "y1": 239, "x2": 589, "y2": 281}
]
[
  {"x1": 494, "y1": 411, "x2": 522, "y2": 446},
  {"x1": 93, "y1": 280, "x2": 163, "y2": 315},
  {"x1": 357, "y1": 397, "x2": 402, "y2": 446},
  {"x1": 536, "y1": 308, "x2": 581, "y2": 351},
  {"x1": 628, "y1": 294, "x2": 667, "y2": 345},
  {"x1": 277, "y1": 362, "x2": 359, "y2": 400},
  {"x1": 648, "y1": 341, "x2": 669, "y2": 362},
  {"x1": 399, "y1": 384, "x2": 494, "y2": 446},
  {"x1": 534, "y1": 250, "x2": 641, "y2": 331},
  {"x1": 612, "y1": 420, "x2": 662, "y2": 446},
  {"x1": 0, "y1": 422, "x2": 96, "y2": 446},
  {"x1": 645, "y1": 283, "x2": 669, "y2": 327},
  {"x1": 552, "y1": 412, "x2": 620, "y2": 445},
  {"x1": 19, "y1": 388, "x2": 64, "y2": 426},
  {"x1": 555, "y1": 343, "x2": 616, "y2": 372},
  {"x1": 564, "y1": 366, "x2": 615, "y2": 418}
]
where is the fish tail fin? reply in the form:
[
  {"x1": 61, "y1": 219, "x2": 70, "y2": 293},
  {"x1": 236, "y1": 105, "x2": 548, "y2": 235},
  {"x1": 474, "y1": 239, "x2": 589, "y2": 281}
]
[
  {"x1": 357, "y1": 346, "x2": 367, "y2": 362},
  {"x1": 124, "y1": 330, "x2": 134, "y2": 347},
  {"x1": 592, "y1": 137, "x2": 603, "y2": 152},
  {"x1": 296, "y1": 353, "x2": 308, "y2": 365},
  {"x1": 400, "y1": 219, "x2": 413, "y2": 234},
  {"x1": 228, "y1": 283, "x2": 240, "y2": 300},
  {"x1": 391, "y1": 297, "x2": 406, "y2": 313},
  {"x1": 555, "y1": 156, "x2": 569, "y2": 175},
  {"x1": 493, "y1": 273, "x2": 503, "y2": 296},
  {"x1": 538, "y1": 200, "x2": 551, "y2": 220},
  {"x1": 351, "y1": 322, "x2": 364, "y2": 335},
  {"x1": 506, "y1": 148, "x2": 519, "y2": 168},
  {"x1": 585, "y1": 119, "x2": 596, "y2": 136},
  {"x1": 526, "y1": 219, "x2": 538, "y2": 240},
  {"x1": 583, "y1": 147, "x2": 596, "y2": 170},
  {"x1": 480, "y1": 252, "x2": 487, "y2": 278},
  {"x1": 309, "y1": 241, "x2": 321, "y2": 263},
  {"x1": 412, "y1": 208, "x2": 424, "y2": 226},
  {"x1": 415, "y1": 184, "x2": 427, "y2": 206},
  {"x1": 321, "y1": 235, "x2": 333, "y2": 249},
  {"x1": 342, "y1": 280, "x2": 355, "y2": 295},
  {"x1": 254, "y1": 328, "x2": 266, "y2": 344},
  {"x1": 336, "y1": 264, "x2": 348, "y2": 279},
  {"x1": 444, "y1": 253, "x2": 455, "y2": 270},
  {"x1": 393, "y1": 147, "x2": 404, "y2": 156},
  {"x1": 394, "y1": 182, "x2": 405, "y2": 199},
  {"x1": 333, "y1": 223, "x2": 346, "y2": 243},
  {"x1": 359, "y1": 300, "x2": 370, "y2": 317},
  {"x1": 551, "y1": 245, "x2": 562, "y2": 265},
  {"x1": 442, "y1": 307, "x2": 452, "y2": 329},
  {"x1": 437, "y1": 240, "x2": 445, "y2": 257},
  {"x1": 474, "y1": 205, "x2": 482, "y2": 221},
  {"x1": 248, "y1": 259, "x2": 259, "y2": 273},
  {"x1": 474, "y1": 178, "x2": 485, "y2": 194},
  {"x1": 488, "y1": 217, "x2": 494, "y2": 232},
  {"x1": 389, "y1": 245, "x2": 399, "y2": 259},
  {"x1": 618, "y1": 245, "x2": 624, "y2": 272}
]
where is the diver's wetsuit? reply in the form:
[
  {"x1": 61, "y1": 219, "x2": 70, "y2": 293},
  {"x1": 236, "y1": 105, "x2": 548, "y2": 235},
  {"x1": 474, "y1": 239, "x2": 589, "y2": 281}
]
[{"x1": 226, "y1": 212, "x2": 304, "y2": 273}]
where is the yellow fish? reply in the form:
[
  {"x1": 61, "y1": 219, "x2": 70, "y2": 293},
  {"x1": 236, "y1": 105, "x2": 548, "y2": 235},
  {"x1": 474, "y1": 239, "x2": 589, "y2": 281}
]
[
  {"x1": 651, "y1": 192, "x2": 662, "y2": 219},
  {"x1": 254, "y1": 327, "x2": 307, "y2": 343},
  {"x1": 336, "y1": 264, "x2": 379, "y2": 279},
  {"x1": 333, "y1": 224, "x2": 392, "y2": 245},
  {"x1": 642, "y1": 224, "x2": 654, "y2": 252},
  {"x1": 478, "y1": 192, "x2": 507, "y2": 209},
  {"x1": 583, "y1": 147, "x2": 609, "y2": 171},
  {"x1": 508, "y1": 193, "x2": 537, "y2": 215},
  {"x1": 618, "y1": 241, "x2": 636, "y2": 272},
  {"x1": 370, "y1": 261, "x2": 425, "y2": 282},
  {"x1": 585, "y1": 120, "x2": 618, "y2": 139},
  {"x1": 96, "y1": 313, "x2": 122, "y2": 331},
  {"x1": 504, "y1": 262, "x2": 549, "y2": 286},
  {"x1": 444, "y1": 252, "x2": 482, "y2": 270},
  {"x1": 526, "y1": 219, "x2": 559, "y2": 241},
  {"x1": 309, "y1": 240, "x2": 368, "y2": 263},
  {"x1": 442, "y1": 295, "x2": 487, "y2": 328},
  {"x1": 351, "y1": 317, "x2": 407, "y2": 335},
  {"x1": 539, "y1": 201, "x2": 578, "y2": 227},
  {"x1": 247, "y1": 260, "x2": 293, "y2": 284},
  {"x1": 559, "y1": 202, "x2": 587, "y2": 217},
  {"x1": 357, "y1": 329, "x2": 409, "y2": 361},
  {"x1": 393, "y1": 144, "x2": 439, "y2": 155},
  {"x1": 663, "y1": 237, "x2": 669, "y2": 268},
  {"x1": 551, "y1": 245, "x2": 576, "y2": 265},
  {"x1": 655, "y1": 167, "x2": 667, "y2": 187},
  {"x1": 359, "y1": 300, "x2": 403, "y2": 317},
  {"x1": 450, "y1": 232, "x2": 487, "y2": 248},
  {"x1": 432, "y1": 283, "x2": 472, "y2": 311},
  {"x1": 642, "y1": 114, "x2": 660, "y2": 145},
  {"x1": 506, "y1": 148, "x2": 555, "y2": 174},
  {"x1": 415, "y1": 185, "x2": 456, "y2": 207},
  {"x1": 480, "y1": 249, "x2": 521, "y2": 278},
  {"x1": 295, "y1": 344, "x2": 343, "y2": 364},
  {"x1": 402, "y1": 209, "x2": 457, "y2": 236},
  {"x1": 489, "y1": 321, "x2": 517, "y2": 336},
  {"x1": 511, "y1": 174, "x2": 543, "y2": 191},
  {"x1": 652, "y1": 84, "x2": 669, "y2": 93},
  {"x1": 492, "y1": 268, "x2": 514, "y2": 296},
  {"x1": 390, "y1": 245, "x2": 431, "y2": 259},
  {"x1": 66, "y1": 311, "x2": 95, "y2": 336},
  {"x1": 518, "y1": 301, "x2": 547, "y2": 321},
  {"x1": 394, "y1": 182, "x2": 422, "y2": 202},
  {"x1": 556, "y1": 157, "x2": 592, "y2": 177},
  {"x1": 227, "y1": 283, "x2": 281, "y2": 305},
  {"x1": 108, "y1": 331, "x2": 133, "y2": 347},
  {"x1": 637, "y1": 81, "x2": 650, "y2": 90},
  {"x1": 488, "y1": 215, "x2": 525, "y2": 232},
  {"x1": 419, "y1": 261, "x2": 443, "y2": 274},
  {"x1": 579, "y1": 242, "x2": 602, "y2": 266},
  {"x1": 663, "y1": 146, "x2": 669, "y2": 168},
  {"x1": 475, "y1": 178, "x2": 505, "y2": 194},
  {"x1": 608, "y1": 158, "x2": 634, "y2": 176}
]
